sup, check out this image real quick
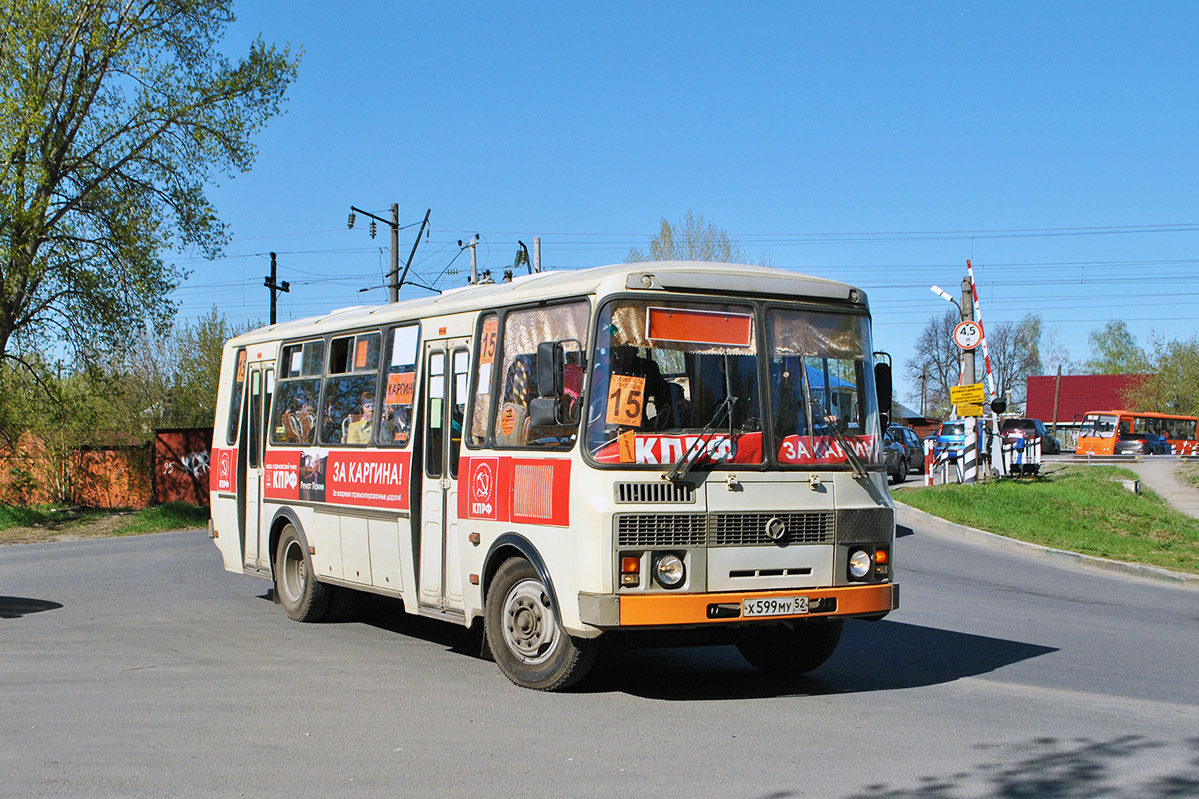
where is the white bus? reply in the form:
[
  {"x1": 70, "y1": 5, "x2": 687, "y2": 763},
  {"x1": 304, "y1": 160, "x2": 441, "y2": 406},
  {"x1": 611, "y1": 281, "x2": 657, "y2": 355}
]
[{"x1": 210, "y1": 261, "x2": 898, "y2": 690}]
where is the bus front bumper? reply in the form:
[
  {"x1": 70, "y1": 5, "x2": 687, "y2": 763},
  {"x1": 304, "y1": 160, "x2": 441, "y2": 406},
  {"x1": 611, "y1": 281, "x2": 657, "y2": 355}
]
[{"x1": 578, "y1": 583, "x2": 898, "y2": 628}]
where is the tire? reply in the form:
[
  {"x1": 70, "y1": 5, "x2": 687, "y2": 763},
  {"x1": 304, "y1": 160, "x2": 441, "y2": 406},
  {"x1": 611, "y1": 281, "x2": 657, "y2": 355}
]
[
  {"x1": 484, "y1": 558, "x2": 597, "y2": 691},
  {"x1": 894, "y1": 458, "x2": 908, "y2": 484},
  {"x1": 274, "y1": 523, "x2": 332, "y2": 622},
  {"x1": 736, "y1": 618, "x2": 844, "y2": 678}
]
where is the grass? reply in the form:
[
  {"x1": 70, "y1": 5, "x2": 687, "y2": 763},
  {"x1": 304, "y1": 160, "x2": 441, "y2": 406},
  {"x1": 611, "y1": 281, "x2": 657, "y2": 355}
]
[
  {"x1": 898, "y1": 464, "x2": 1199, "y2": 575},
  {"x1": 1178, "y1": 463, "x2": 1199, "y2": 490},
  {"x1": 0, "y1": 502, "x2": 209, "y2": 544}
]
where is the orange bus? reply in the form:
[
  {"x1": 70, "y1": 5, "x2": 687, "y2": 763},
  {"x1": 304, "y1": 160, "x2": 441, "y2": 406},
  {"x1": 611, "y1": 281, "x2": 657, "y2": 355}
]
[{"x1": 1076, "y1": 410, "x2": 1198, "y2": 456}]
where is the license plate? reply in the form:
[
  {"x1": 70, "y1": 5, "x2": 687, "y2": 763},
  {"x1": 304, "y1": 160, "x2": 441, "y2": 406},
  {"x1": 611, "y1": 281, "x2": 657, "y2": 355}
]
[{"x1": 741, "y1": 596, "x2": 809, "y2": 617}]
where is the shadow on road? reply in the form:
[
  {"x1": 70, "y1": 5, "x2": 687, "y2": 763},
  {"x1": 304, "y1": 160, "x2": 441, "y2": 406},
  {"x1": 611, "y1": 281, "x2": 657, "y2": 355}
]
[
  {"x1": 840, "y1": 734, "x2": 1199, "y2": 799},
  {"x1": 0, "y1": 596, "x2": 63, "y2": 618},
  {"x1": 315, "y1": 588, "x2": 1057, "y2": 700},
  {"x1": 580, "y1": 619, "x2": 1057, "y2": 699}
]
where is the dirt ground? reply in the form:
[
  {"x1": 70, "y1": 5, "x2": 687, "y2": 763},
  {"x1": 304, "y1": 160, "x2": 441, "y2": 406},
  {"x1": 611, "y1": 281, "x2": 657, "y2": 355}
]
[{"x1": 0, "y1": 512, "x2": 141, "y2": 546}]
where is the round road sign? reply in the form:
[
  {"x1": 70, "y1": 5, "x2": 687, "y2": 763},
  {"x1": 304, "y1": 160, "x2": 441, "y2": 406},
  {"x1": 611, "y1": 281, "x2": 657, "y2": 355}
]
[{"x1": 953, "y1": 321, "x2": 982, "y2": 350}]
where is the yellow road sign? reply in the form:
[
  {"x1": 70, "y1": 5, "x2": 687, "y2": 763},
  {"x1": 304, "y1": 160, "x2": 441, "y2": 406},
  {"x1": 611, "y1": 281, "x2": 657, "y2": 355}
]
[
  {"x1": 950, "y1": 383, "x2": 985, "y2": 405},
  {"x1": 958, "y1": 403, "x2": 985, "y2": 417}
]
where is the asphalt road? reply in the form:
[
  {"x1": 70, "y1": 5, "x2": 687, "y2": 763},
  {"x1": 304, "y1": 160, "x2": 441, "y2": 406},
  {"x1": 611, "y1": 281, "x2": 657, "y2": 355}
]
[{"x1": 2, "y1": 518, "x2": 1197, "y2": 798}]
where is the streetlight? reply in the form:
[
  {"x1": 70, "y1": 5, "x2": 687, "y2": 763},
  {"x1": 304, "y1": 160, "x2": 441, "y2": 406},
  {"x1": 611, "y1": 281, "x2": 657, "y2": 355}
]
[{"x1": 929, "y1": 284, "x2": 961, "y2": 313}]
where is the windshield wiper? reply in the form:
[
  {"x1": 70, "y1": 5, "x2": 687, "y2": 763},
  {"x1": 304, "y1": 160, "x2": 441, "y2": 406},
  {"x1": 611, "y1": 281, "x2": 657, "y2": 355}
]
[
  {"x1": 665, "y1": 395, "x2": 736, "y2": 483},
  {"x1": 808, "y1": 395, "x2": 869, "y2": 480}
]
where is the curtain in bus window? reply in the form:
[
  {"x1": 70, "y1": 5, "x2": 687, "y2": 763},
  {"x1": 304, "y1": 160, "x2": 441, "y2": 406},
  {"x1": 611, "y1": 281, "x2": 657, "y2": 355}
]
[{"x1": 494, "y1": 302, "x2": 589, "y2": 448}]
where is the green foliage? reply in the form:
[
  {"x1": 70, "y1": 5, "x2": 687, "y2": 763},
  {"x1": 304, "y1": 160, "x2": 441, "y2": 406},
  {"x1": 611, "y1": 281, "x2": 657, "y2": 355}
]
[
  {"x1": 0, "y1": 307, "x2": 245, "y2": 447},
  {"x1": 627, "y1": 210, "x2": 770, "y2": 265},
  {"x1": 0, "y1": 0, "x2": 299, "y2": 368},
  {"x1": 1083, "y1": 320, "x2": 1150, "y2": 374},
  {"x1": 901, "y1": 465, "x2": 1199, "y2": 574},
  {"x1": 1123, "y1": 336, "x2": 1199, "y2": 418}
]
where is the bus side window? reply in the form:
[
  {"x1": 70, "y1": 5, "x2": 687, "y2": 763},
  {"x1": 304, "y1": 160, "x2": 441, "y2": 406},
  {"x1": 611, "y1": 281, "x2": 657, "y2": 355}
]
[
  {"x1": 226, "y1": 348, "x2": 247, "y2": 445},
  {"x1": 271, "y1": 339, "x2": 324, "y2": 446},
  {"x1": 493, "y1": 302, "x2": 589, "y2": 449},
  {"x1": 379, "y1": 324, "x2": 420, "y2": 447},
  {"x1": 467, "y1": 314, "x2": 498, "y2": 448},
  {"x1": 321, "y1": 332, "x2": 380, "y2": 446}
]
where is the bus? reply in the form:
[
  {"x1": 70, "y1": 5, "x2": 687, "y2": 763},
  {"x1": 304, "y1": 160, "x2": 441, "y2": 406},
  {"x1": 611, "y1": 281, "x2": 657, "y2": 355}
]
[
  {"x1": 1076, "y1": 409, "x2": 1199, "y2": 456},
  {"x1": 209, "y1": 261, "x2": 899, "y2": 690}
]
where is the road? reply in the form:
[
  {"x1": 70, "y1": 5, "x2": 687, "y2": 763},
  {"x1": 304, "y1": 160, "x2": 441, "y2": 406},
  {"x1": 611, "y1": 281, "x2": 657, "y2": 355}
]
[{"x1": 2, "y1": 519, "x2": 1197, "y2": 798}]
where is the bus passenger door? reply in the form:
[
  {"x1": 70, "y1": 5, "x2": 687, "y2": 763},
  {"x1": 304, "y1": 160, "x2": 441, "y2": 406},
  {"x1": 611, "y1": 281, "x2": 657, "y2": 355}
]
[
  {"x1": 242, "y1": 364, "x2": 272, "y2": 570},
  {"x1": 418, "y1": 339, "x2": 470, "y2": 613}
]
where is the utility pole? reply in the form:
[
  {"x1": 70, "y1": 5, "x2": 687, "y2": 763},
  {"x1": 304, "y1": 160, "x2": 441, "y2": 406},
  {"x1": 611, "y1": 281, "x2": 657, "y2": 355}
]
[
  {"x1": 534, "y1": 237, "x2": 542, "y2": 273},
  {"x1": 348, "y1": 203, "x2": 401, "y2": 303},
  {"x1": 264, "y1": 251, "x2": 290, "y2": 325},
  {"x1": 389, "y1": 203, "x2": 399, "y2": 303},
  {"x1": 458, "y1": 235, "x2": 479, "y2": 284},
  {"x1": 960, "y1": 275, "x2": 975, "y2": 387}
]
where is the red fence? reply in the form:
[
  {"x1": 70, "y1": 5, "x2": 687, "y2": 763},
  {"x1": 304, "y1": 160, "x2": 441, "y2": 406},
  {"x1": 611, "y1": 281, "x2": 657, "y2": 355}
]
[{"x1": 0, "y1": 428, "x2": 213, "y2": 509}]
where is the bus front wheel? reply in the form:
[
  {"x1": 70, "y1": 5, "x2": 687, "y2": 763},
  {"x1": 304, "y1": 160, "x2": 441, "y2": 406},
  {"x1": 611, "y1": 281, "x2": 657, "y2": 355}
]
[
  {"x1": 484, "y1": 559, "x2": 597, "y2": 691},
  {"x1": 274, "y1": 523, "x2": 331, "y2": 622},
  {"x1": 736, "y1": 618, "x2": 844, "y2": 677}
]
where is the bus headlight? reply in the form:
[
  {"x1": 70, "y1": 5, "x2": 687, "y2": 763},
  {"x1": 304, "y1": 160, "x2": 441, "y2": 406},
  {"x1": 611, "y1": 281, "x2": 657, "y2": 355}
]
[
  {"x1": 849, "y1": 549, "x2": 872, "y2": 580},
  {"x1": 654, "y1": 553, "x2": 685, "y2": 588}
]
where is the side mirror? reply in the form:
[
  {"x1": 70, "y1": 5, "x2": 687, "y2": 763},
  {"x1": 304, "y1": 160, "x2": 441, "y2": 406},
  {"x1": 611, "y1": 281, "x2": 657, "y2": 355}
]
[
  {"x1": 874, "y1": 361, "x2": 892, "y2": 425},
  {"x1": 529, "y1": 397, "x2": 559, "y2": 427},
  {"x1": 536, "y1": 340, "x2": 564, "y2": 398}
]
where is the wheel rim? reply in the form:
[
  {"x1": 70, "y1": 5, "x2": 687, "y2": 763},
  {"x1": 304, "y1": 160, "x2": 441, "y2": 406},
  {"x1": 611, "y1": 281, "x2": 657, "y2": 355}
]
[
  {"x1": 281, "y1": 538, "x2": 306, "y2": 603},
  {"x1": 501, "y1": 577, "x2": 560, "y2": 665}
]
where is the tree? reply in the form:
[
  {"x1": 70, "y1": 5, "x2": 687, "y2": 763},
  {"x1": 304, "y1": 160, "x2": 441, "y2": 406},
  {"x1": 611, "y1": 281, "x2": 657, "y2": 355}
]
[
  {"x1": 904, "y1": 308, "x2": 960, "y2": 418},
  {"x1": 906, "y1": 311, "x2": 1045, "y2": 417},
  {"x1": 627, "y1": 210, "x2": 771, "y2": 265},
  {"x1": 1123, "y1": 336, "x2": 1199, "y2": 418},
  {"x1": 1083, "y1": 320, "x2": 1150, "y2": 374},
  {"x1": 986, "y1": 313, "x2": 1043, "y2": 408},
  {"x1": 0, "y1": 0, "x2": 299, "y2": 372}
]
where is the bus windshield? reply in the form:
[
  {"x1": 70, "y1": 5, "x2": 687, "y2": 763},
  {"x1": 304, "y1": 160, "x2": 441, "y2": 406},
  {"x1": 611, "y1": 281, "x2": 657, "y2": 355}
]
[
  {"x1": 767, "y1": 308, "x2": 881, "y2": 466},
  {"x1": 1080, "y1": 414, "x2": 1118, "y2": 438},
  {"x1": 585, "y1": 300, "x2": 881, "y2": 468}
]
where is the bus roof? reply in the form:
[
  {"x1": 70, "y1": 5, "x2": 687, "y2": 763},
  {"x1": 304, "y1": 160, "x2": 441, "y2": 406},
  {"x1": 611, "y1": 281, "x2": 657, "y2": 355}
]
[
  {"x1": 1083, "y1": 409, "x2": 1199, "y2": 421},
  {"x1": 226, "y1": 260, "x2": 867, "y2": 348}
]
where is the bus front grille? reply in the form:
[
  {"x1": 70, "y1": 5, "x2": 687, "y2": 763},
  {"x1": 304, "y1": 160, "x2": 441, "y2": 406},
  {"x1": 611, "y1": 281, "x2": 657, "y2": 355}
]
[
  {"x1": 615, "y1": 511, "x2": 835, "y2": 547},
  {"x1": 712, "y1": 512, "x2": 834, "y2": 545},
  {"x1": 616, "y1": 514, "x2": 707, "y2": 547},
  {"x1": 614, "y1": 482, "x2": 696, "y2": 504},
  {"x1": 835, "y1": 507, "x2": 895, "y2": 543}
]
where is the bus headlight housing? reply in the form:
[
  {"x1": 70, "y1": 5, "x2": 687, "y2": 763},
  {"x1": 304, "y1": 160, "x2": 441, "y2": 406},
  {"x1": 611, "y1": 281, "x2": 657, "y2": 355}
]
[
  {"x1": 654, "y1": 553, "x2": 686, "y2": 589},
  {"x1": 848, "y1": 549, "x2": 872, "y2": 580}
]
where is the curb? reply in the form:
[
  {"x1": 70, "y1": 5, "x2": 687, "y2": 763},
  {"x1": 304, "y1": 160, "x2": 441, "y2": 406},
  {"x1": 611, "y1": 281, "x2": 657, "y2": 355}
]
[{"x1": 893, "y1": 500, "x2": 1199, "y2": 590}]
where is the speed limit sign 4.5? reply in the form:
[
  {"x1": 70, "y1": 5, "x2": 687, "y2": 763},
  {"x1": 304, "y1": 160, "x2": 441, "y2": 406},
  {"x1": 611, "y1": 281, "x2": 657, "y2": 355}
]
[{"x1": 953, "y1": 321, "x2": 982, "y2": 350}]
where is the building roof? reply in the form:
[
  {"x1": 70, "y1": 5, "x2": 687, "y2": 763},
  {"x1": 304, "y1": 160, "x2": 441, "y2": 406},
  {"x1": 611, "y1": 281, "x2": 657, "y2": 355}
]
[{"x1": 1025, "y1": 374, "x2": 1149, "y2": 424}]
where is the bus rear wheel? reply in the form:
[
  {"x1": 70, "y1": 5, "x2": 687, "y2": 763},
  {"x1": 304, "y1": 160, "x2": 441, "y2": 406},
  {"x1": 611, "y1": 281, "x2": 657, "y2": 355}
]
[
  {"x1": 274, "y1": 523, "x2": 331, "y2": 622},
  {"x1": 736, "y1": 618, "x2": 844, "y2": 677},
  {"x1": 484, "y1": 559, "x2": 597, "y2": 691}
]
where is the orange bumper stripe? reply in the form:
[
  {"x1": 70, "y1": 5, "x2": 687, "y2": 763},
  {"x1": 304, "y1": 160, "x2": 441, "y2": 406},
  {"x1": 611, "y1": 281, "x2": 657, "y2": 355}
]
[{"x1": 619, "y1": 583, "x2": 895, "y2": 626}]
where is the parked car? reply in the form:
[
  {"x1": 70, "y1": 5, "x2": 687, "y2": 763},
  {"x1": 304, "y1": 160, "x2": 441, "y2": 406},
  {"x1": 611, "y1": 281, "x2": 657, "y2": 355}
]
[
  {"x1": 932, "y1": 420, "x2": 969, "y2": 461},
  {"x1": 888, "y1": 423, "x2": 925, "y2": 473},
  {"x1": 999, "y1": 417, "x2": 1061, "y2": 455},
  {"x1": 882, "y1": 429, "x2": 908, "y2": 483},
  {"x1": 1114, "y1": 432, "x2": 1170, "y2": 455}
]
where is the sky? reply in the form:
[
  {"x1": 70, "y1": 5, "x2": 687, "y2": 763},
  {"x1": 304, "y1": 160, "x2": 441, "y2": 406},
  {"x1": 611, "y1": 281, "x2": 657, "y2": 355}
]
[{"x1": 175, "y1": 2, "x2": 1199, "y2": 408}]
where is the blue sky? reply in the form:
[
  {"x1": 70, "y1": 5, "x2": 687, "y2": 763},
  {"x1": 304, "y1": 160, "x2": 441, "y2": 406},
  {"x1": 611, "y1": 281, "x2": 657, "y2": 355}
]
[{"x1": 178, "y1": 2, "x2": 1199, "y2": 406}]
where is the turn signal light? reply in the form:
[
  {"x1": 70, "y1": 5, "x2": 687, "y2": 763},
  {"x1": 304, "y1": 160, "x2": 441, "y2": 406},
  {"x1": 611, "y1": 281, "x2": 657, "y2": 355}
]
[
  {"x1": 620, "y1": 555, "x2": 641, "y2": 587},
  {"x1": 874, "y1": 548, "x2": 889, "y2": 565}
]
